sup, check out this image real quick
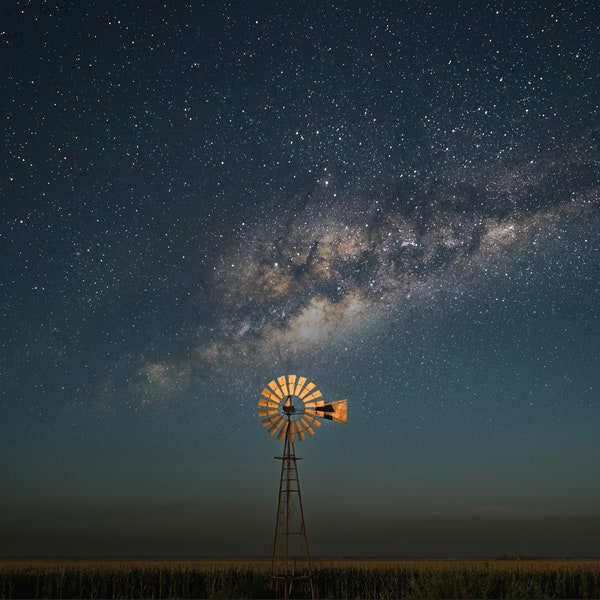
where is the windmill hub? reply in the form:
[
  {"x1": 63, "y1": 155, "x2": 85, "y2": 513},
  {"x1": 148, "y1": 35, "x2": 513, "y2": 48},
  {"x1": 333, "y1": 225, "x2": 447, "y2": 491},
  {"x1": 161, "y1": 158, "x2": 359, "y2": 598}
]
[{"x1": 282, "y1": 396, "x2": 296, "y2": 416}]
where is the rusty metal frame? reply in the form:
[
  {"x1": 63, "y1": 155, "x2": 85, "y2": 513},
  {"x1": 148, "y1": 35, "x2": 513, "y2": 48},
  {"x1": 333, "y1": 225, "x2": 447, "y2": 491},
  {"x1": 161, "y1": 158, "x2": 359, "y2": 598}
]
[{"x1": 271, "y1": 409, "x2": 315, "y2": 600}]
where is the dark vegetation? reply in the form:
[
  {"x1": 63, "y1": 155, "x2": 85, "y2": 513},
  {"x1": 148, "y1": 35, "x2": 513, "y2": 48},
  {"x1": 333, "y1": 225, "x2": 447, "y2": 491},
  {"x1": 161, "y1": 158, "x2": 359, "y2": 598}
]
[{"x1": 1, "y1": 558, "x2": 600, "y2": 599}]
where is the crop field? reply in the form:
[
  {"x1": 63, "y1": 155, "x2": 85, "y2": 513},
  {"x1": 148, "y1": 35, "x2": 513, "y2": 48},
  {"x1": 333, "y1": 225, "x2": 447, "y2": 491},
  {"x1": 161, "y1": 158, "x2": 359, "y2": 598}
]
[{"x1": 1, "y1": 557, "x2": 600, "y2": 599}]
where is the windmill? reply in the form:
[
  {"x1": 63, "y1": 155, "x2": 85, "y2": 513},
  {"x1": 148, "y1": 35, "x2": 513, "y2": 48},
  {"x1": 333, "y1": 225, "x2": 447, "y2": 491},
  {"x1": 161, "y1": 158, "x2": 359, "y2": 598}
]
[{"x1": 258, "y1": 374, "x2": 348, "y2": 600}]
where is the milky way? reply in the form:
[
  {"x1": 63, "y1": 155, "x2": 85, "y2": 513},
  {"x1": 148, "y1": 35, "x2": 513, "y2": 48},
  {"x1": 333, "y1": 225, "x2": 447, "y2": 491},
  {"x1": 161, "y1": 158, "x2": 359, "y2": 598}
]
[{"x1": 154, "y1": 131, "x2": 599, "y2": 391}]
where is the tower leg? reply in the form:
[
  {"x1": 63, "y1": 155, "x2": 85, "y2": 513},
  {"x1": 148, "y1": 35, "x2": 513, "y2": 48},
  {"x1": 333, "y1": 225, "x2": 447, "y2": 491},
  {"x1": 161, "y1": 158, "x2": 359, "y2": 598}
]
[{"x1": 271, "y1": 425, "x2": 314, "y2": 600}]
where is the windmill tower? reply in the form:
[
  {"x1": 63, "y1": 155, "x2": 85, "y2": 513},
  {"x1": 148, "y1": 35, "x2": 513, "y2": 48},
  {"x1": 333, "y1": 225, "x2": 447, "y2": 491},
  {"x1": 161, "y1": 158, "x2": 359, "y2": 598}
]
[{"x1": 258, "y1": 374, "x2": 348, "y2": 600}]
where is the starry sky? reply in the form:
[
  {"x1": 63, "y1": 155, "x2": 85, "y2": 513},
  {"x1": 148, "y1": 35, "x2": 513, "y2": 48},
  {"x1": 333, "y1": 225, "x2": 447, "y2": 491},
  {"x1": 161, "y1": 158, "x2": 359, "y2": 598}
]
[{"x1": 1, "y1": 1, "x2": 599, "y2": 558}]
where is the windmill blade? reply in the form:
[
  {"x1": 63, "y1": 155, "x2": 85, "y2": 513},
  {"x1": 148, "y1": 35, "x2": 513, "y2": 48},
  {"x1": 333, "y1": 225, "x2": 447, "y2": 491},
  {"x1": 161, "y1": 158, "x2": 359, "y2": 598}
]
[
  {"x1": 297, "y1": 381, "x2": 316, "y2": 399},
  {"x1": 304, "y1": 399, "x2": 326, "y2": 417},
  {"x1": 299, "y1": 417, "x2": 315, "y2": 436},
  {"x1": 267, "y1": 417, "x2": 284, "y2": 436},
  {"x1": 308, "y1": 399, "x2": 348, "y2": 423},
  {"x1": 258, "y1": 397, "x2": 280, "y2": 409},
  {"x1": 277, "y1": 420, "x2": 289, "y2": 441},
  {"x1": 260, "y1": 414, "x2": 281, "y2": 427},
  {"x1": 261, "y1": 388, "x2": 281, "y2": 403},
  {"x1": 303, "y1": 389, "x2": 323, "y2": 403},
  {"x1": 277, "y1": 375, "x2": 289, "y2": 396},
  {"x1": 304, "y1": 399, "x2": 325, "y2": 408},
  {"x1": 303, "y1": 408, "x2": 321, "y2": 418},
  {"x1": 287, "y1": 374, "x2": 297, "y2": 392},
  {"x1": 295, "y1": 421, "x2": 306, "y2": 441},
  {"x1": 258, "y1": 408, "x2": 279, "y2": 418},
  {"x1": 301, "y1": 413, "x2": 322, "y2": 428},
  {"x1": 295, "y1": 376, "x2": 307, "y2": 396},
  {"x1": 268, "y1": 379, "x2": 283, "y2": 399}
]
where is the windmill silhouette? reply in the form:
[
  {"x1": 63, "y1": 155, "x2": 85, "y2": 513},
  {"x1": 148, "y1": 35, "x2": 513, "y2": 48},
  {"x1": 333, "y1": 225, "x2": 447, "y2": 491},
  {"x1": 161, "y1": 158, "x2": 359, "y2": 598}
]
[{"x1": 258, "y1": 375, "x2": 348, "y2": 600}]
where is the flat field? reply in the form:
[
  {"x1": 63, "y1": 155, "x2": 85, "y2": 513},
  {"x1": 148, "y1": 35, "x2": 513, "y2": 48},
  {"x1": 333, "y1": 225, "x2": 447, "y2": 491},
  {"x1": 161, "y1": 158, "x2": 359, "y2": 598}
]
[{"x1": 1, "y1": 557, "x2": 600, "y2": 598}]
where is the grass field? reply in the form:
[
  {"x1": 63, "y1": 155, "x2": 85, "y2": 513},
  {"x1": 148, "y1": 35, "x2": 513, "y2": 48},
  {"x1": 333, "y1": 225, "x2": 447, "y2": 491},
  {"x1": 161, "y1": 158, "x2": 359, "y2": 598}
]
[{"x1": 1, "y1": 557, "x2": 600, "y2": 598}]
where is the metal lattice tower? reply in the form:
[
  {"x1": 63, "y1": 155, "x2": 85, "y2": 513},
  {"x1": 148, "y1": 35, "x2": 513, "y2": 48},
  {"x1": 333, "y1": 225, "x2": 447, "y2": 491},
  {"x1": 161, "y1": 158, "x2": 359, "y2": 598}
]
[
  {"x1": 257, "y1": 375, "x2": 348, "y2": 600},
  {"x1": 272, "y1": 420, "x2": 313, "y2": 600}
]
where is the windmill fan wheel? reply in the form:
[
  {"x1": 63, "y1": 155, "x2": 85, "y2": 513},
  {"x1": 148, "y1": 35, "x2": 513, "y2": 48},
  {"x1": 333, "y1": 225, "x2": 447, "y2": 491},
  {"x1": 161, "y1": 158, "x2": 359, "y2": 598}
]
[{"x1": 258, "y1": 374, "x2": 348, "y2": 442}]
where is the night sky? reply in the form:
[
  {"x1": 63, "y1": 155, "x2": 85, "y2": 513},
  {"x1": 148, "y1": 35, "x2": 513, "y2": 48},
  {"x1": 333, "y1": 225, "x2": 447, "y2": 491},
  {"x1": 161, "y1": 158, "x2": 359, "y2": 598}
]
[{"x1": 2, "y1": 1, "x2": 599, "y2": 558}]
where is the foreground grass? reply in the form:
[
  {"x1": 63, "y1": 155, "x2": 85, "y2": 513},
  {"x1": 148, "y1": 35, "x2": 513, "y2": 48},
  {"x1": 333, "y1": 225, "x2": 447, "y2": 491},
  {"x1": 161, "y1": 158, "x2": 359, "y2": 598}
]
[{"x1": 1, "y1": 558, "x2": 600, "y2": 598}]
